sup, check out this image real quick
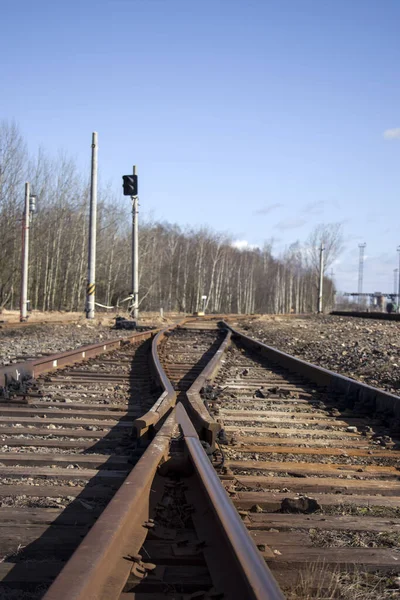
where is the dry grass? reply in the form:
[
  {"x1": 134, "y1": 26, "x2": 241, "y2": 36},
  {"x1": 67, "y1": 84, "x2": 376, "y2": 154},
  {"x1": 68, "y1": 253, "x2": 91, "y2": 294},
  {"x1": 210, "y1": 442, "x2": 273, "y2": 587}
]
[
  {"x1": 286, "y1": 561, "x2": 400, "y2": 599},
  {"x1": 0, "y1": 309, "x2": 181, "y2": 326},
  {"x1": 321, "y1": 503, "x2": 400, "y2": 519},
  {"x1": 309, "y1": 529, "x2": 400, "y2": 549}
]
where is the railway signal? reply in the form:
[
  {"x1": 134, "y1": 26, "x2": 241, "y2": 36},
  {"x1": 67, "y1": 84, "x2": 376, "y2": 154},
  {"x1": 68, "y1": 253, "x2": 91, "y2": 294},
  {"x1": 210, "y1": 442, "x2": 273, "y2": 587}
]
[
  {"x1": 20, "y1": 183, "x2": 37, "y2": 322},
  {"x1": 122, "y1": 174, "x2": 138, "y2": 196},
  {"x1": 122, "y1": 167, "x2": 139, "y2": 320}
]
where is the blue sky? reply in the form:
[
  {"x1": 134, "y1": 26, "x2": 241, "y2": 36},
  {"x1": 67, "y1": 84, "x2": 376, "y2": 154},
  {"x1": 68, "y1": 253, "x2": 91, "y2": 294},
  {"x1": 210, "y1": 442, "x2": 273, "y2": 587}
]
[{"x1": 1, "y1": 0, "x2": 400, "y2": 293}]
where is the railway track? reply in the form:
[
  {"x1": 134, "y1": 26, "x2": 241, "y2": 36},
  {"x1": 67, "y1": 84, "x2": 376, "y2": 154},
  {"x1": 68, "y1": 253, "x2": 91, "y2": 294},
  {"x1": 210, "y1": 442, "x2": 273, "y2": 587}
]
[
  {"x1": 206, "y1": 323, "x2": 400, "y2": 598},
  {"x1": 38, "y1": 323, "x2": 282, "y2": 600},
  {"x1": 0, "y1": 329, "x2": 168, "y2": 598},
  {"x1": 2, "y1": 318, "x2": 400, "y2": 599},
  {"x1": 159, "y1": 322, "x2": 224, "y2": 394},
  {"x1": 331, "y1": 311, "x2": 400, "y2": 322}
]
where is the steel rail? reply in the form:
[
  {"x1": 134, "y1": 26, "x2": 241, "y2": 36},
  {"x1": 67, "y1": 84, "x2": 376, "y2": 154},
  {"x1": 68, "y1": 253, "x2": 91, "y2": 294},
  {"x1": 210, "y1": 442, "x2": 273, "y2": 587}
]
[
  {"x1": 185, "y1": 327, "x2": 232, "y2": 449},
  {"x1": 43, "y1": 401, "x2": 284, "y2": 600},
  {"x1": 138, "y1": 318, "x2": 230, "y2": 445},
  {"x1": 0, "y1": 328, "x2": 158, "y2": 389},
  {"x1": 331, "y1": 310, "x2": 400, "y2": 321},
  {"x1": 42, "y1": 410, "x2": 177, "y2": 600},
  {"x1": 132, "y1": 321, "x2": 189, "y2": 439},
  {"x1": 223, "y1": 320, "x2": 400, "y2": 423},
  {"x1": 176, "y1": 404, "x2": 284, "y2": 600},
  {"x1": 154, "y1": 325, "x2": 283, "y2": 597},
  {"x1": 40, "y1": 320, "x2": 286, "y2": 600}
]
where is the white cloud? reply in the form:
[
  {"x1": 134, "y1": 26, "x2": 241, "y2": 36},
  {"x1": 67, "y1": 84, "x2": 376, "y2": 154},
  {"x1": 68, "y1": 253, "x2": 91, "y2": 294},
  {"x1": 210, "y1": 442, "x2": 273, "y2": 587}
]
[
  {"x1": 253, "y1": 203, "x2": 283, "y2": 215},
  {"x1": 300, "y1": 201, "x2": 325, "y2": 215},
  {"x1": 383, "y1": 128, "x2": 400, "y2": 140},
  {"x1": 274, "y1": 218, "x2": 307, "y2": 231},
  {"x1": 232, "y1": 239, "x2": 258, "y2": 250}
]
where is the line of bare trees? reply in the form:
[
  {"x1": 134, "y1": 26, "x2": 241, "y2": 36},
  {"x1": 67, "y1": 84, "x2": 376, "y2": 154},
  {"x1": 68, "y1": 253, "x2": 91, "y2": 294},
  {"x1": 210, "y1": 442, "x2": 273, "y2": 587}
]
[{"x1": 0, "y1": 121, "x2": 342, "y2": 315}]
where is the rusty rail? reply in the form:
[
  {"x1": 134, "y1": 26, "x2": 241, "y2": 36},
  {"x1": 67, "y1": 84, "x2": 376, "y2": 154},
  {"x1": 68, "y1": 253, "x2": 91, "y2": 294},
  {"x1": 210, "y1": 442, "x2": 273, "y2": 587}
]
[
  {"x1": 132, "y1": 318, "x2": 193, "y2": 439},
  {"x1": 0, "y1": 328, "x2": 158, "y2": 389},
  {"x1": 176, "y1": 404, "x2": 284, "y2": 600},
  {"x1": 38, "y1": 319, "x2": 286, "y2": 599},
  {"x1": 223, "y1": 320, "x2": 400, "y2": 424},
  {"x1": 331, "y1": 310, "x2": 400, "y2": 321},
  {"x1": 43, "y1": 400, "x2": 283, "y2": 600},
  {"x1": 42, "y1": 410, "x2": 177, "y2": 600},
  {"x1": 185, "y1": 326, "x2": 232, "y2": 449},
  {"x1": 132, "y1": 323, "x2": 182, "y2": 439}
]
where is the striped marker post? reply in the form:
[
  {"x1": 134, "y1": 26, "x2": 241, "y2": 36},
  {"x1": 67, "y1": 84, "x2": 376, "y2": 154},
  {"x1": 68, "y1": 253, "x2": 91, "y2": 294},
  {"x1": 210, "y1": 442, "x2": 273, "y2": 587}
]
[{"x1": 86, "y1": 132, "x2": 98, "y2": 319}]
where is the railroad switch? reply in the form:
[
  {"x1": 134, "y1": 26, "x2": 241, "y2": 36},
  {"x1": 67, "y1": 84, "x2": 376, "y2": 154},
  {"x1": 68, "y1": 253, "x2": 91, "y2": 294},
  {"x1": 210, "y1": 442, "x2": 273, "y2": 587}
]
[{"x1": 0, "y1": 374, "x2": 33, "y2": 401}]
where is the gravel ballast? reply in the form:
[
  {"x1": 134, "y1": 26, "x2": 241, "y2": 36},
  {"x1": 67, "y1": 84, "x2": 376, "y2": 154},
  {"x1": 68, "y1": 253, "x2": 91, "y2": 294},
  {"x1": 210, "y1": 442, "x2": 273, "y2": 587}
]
[
  {"x1": 236, "y1": 315, "x2": 400, "y2": 394},
  {"x1": 0, "y1": 322, "x2": 143, "y2": 366}
]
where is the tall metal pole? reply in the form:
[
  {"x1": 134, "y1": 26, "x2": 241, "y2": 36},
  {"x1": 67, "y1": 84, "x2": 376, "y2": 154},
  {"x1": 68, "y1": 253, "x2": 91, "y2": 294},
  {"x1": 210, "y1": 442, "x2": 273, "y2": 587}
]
[
  {"x1": 131, "y1": 165, "x2": 139, "y2": 320},
  {"x1": 20, "y1": 182, "x2": 30, "y2": 321},
  {"x1": 86, "y1": 132, "x2": 98, "y2": 319},
  {"x1": 397, "y1": 246, "x2": 400, "y2": 311},
  {"x1": 394, "y1": 269, "x2": 399, "y2": 296},
  {"x1": 318, "y1": 243, "x2": 324, "y2": 313},
  {"x1": 358, "y1": 243, "x2": 366, "y2": 305},
  {"x1": 330, "y1": 269, "x2": 335, "y2": 308}
]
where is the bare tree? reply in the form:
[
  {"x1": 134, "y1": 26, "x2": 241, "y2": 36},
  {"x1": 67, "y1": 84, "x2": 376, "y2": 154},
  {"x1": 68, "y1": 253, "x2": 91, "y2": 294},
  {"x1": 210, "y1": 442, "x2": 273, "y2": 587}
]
[
  {"x1": 0, "y1": 120, "x2": 340, "y2": 317},
  {"x1": 304, "y1": 223, "x2": 343, "y2": 312},
  {"x1": 307, "y1": 223, "x2": 344, "y2": 272}
]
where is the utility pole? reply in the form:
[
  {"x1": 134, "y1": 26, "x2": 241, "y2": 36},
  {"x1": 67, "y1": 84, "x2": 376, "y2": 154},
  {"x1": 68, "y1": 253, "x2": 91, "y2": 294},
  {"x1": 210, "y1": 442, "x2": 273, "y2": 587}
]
[
  {"x1": 20, "y1": 183, "x2": 30, "y2": 321},
  {"x1": 122, "y1": 167, "x2": 139, "y2": 320},
  {"x1": 397, "y1": 246, "x2": 400, "y2": 311},
  {"x1": 330, "y1": 269, "x2": 335, "y2": 308},
  {"x1": 132, "y1": 166, "x2": 139, "y2": 320},
  {"x1": 20, "y1": 183, "x2": 37, "y2": 321},
  {"x1": 86, "y1": 132, "x2": 98, "y2": 319},
  {"x1": 317, "y1": 243, "x2": 324, "y2": 314},
  {"x1": 394, "y1": 268, "x2": 399, "y2": 297},
  {"x1": 358, "y1": 243, "x2": 366, "y2": 305}
]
